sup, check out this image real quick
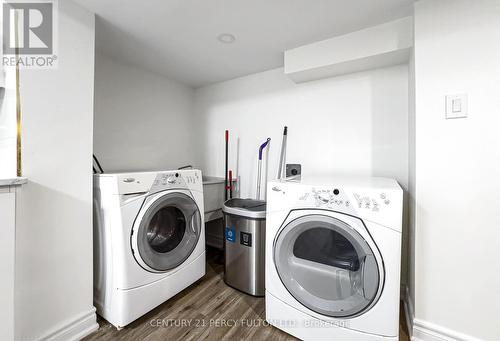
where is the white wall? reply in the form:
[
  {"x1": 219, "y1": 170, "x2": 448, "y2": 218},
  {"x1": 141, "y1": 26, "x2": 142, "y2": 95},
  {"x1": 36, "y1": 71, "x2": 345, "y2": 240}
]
[
  {"x1": 412, "y1": 1, "x2": 500, "y2": 340},
  {"x1": 407, "y1": 47, "x2": 416, "y2": 314},
  {"x1": 194, "y1": 66, "x2": 409, "y2": 196},
  {"x1": 194, "y1": 65, "x2": 409, "y2": 280},
  {"x1": 0, "y1": 189, "x2": 15, "y2": 341},
  {"x1": 15, "y1": 1, "x2": 97, "y2": 340},
  {"x1": 0, "y1": 43, "x2": 17, "y2": 178},
  {"x1": 93, "y1": 53, "x2": 196, "y2": 172}
]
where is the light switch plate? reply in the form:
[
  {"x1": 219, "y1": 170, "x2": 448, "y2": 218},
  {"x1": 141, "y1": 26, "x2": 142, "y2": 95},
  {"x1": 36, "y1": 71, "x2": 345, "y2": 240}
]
[{"x1": 446, "y1": 94, "x2": 468, "y2": 119}]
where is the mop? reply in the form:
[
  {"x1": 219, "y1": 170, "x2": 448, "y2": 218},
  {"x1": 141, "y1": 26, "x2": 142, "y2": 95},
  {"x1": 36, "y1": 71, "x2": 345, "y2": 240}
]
[{"x1": 256, "y1": 138, "x2": 271, "y2": 200}]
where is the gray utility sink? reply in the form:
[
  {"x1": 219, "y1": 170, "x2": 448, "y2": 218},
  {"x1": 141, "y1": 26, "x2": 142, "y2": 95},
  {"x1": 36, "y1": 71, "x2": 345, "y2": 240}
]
[
  {"x1": 202, "y1": 176, "x2": 238, "y2": 222},
  {"x1": 202, "y1": 175, "x2": 238, "y2": 250}
]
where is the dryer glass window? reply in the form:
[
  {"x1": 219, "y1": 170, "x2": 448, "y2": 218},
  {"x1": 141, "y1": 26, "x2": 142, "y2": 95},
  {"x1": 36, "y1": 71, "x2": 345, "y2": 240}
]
[
  {"x1": 274, "y1": 214, "x2": 381, "y2": 317},
  {"x1": 147, "y1": 206, "x2": 186, "y2": 253},
  {"x1": 293, "y1": 227, "x2": 360, "y2": 272}
]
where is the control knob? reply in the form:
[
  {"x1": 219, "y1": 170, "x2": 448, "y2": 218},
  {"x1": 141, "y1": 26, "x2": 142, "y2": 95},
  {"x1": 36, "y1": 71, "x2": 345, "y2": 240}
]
[{"x1": 316, "y1": 192, "x2": 331, "y2": 204}]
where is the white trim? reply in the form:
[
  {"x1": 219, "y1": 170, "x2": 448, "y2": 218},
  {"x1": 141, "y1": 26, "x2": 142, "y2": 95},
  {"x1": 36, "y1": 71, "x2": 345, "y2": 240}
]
[
  {"x1": 402, "y1": 285, "x2": 485, "y2": 341},
  {"x1": 413, "y1": 319, "x2": 486, "y2": 341},
  {"x1": 34, "y1": 307, "x2": 98, "y2": 341}
]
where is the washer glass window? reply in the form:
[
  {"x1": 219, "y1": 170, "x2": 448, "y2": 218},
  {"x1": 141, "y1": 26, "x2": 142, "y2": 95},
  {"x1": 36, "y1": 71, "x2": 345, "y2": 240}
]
[
  {"x1": 274, "y1": 214, "x2": 381, "y2": 317},
  {"x1": 136, "y1": 192, "x2": 201, "y2": 271},
  {"x1": 147, "y1": 206, "x2": 186, "y2": 253}
]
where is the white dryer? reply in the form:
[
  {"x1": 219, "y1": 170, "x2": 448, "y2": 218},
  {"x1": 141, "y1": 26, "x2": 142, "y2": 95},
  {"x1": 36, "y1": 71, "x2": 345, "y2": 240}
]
[
  {"x1": 265, "y1": 176, "x2": 402, "y2": 341},
  {"x1": 93, "y1": 169, "x2": 205, "y2": 329}
]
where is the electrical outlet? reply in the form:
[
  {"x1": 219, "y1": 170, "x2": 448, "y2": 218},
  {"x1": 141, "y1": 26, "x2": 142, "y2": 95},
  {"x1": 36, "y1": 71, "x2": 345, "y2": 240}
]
[{"x1": 286, "y1": 164, "x2": 301, "y2": 178}]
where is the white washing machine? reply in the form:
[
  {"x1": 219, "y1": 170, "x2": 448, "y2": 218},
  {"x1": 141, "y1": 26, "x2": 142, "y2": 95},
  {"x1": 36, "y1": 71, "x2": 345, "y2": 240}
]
[
  {"x1": 93, "y1": 169, "x2": 205, "y2": 329},
  {"x1": 265, "y1": 176, "x2": 402, "y2": 341}
]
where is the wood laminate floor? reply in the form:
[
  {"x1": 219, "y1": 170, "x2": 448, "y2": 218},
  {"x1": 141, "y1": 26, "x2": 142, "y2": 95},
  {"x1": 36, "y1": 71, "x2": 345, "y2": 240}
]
[{"x1": 84, "y1": 247, "x2": 409, "y2": 341}]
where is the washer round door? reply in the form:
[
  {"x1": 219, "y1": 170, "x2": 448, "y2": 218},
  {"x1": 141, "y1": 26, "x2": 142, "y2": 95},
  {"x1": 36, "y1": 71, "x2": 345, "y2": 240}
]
[
  {"x1": 274, "y1": 214, "x2": 383, "y2": 318},
  {"x1": 133, "y1": 191, "x2": 201, "y2": 272}
]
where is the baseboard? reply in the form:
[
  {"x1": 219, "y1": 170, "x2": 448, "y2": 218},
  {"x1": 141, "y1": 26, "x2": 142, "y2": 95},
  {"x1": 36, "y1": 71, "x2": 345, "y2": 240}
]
[
  {"x1": 402, "y1": 286, "x2": 485, "y2": 341},
  {"x1": 35, "y1": 307, "x2": 98, "y2": 341},
  {"x1": 412, "y1": 319, "x2": 485, "y2": 341}
]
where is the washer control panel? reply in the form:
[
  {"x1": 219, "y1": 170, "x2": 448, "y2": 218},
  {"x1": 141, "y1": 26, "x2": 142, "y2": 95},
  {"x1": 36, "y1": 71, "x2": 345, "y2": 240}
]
[
  {"x1": 115, "y1": 170, "x2": 201, "y2": 196},
  {"x1": 151, "y1": 171, "x2": 200, "y2": 193},
  {"x1": 153, "y1": 172, "x2": 182, "y2": 187}
]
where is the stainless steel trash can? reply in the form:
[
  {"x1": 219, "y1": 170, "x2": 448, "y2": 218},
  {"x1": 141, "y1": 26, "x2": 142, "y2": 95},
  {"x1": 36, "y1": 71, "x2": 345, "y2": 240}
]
[{"x1": 222, "y1": 198, "x2": 266, "y2": 296}]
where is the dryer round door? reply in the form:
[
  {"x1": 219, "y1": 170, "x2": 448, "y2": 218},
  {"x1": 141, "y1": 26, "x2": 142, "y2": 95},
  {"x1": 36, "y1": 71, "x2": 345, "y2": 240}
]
[
  {"x1": 132, "y1": 191, "x2": 201, "y2": 272},
  {"x1": 274, "y1": 214, "x2": 383, "y2": 318}
]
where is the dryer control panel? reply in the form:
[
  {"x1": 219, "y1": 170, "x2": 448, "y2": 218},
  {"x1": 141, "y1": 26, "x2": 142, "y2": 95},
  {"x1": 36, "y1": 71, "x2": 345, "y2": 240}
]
[
  {"x1": 311, "y1": 188, "x2": 352, "y2": 209},
  {"x1": 310, "y1": 188, "x2": 393, "y2": 212},
  {"x1": 267, "y1": 178, "x2": 403, "y2": 231},
  {"x1": 352, "y1": 192, "x2": 392, "y2": 211}
]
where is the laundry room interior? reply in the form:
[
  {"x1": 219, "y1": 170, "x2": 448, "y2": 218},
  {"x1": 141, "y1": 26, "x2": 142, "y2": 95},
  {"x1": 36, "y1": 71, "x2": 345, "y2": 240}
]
[{"x1": 0, "y1": 1, "x2": 498, "y2": 341}]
